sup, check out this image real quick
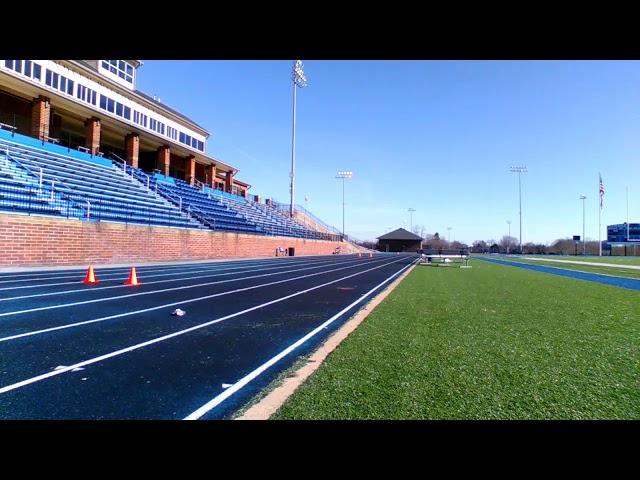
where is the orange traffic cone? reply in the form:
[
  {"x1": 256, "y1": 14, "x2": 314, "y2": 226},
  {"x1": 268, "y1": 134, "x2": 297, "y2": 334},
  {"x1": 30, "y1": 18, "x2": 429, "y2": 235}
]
[
  {"x1": 124, "y1": 266, "x2": 141, "y2": 286},
  {"x1": 82, "y1": 265, "x2": 99, "y2": 284}
]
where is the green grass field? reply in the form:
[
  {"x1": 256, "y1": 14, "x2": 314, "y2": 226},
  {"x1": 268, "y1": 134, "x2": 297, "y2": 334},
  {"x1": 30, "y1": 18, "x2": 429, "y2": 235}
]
[
  {"x1": 273, "y1": 260, "x2": 640, "y2": 419},
  {"x1": 499, "y1": 256, "x2": 640, "y2": 280}
]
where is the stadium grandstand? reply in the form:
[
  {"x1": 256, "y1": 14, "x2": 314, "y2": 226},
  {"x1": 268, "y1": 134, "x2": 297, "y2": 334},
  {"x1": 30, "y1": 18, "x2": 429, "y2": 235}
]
[{"x1": 0, "y1": 60, "x2": 359, "y2": 266}]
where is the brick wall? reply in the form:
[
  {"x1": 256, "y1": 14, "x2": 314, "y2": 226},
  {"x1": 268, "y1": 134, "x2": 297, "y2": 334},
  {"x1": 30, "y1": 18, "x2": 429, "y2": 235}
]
[
  {"x1": 0, "y1": 213, "x2": 356, "y2": 267},
  {"x1": 31, "y1": 96, "x2": 50, "y2": 140},
  {"x1": 125, "y1": 133, "x2": 140, "y2": 168},
  {"x1": 85, "y1": 117, "x2": 101, "y2": 155}
]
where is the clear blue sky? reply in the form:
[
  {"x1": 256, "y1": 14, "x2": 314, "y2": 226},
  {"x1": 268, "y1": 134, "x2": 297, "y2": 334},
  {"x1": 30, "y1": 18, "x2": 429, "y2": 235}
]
[{"x1": 137, "y1": 60, "x2": 640, "y2": 244}]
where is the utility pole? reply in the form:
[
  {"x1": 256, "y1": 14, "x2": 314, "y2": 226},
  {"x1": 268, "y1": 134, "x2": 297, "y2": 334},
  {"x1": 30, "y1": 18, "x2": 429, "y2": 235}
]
[
  {"x1": 408, "y1": 208, "x2": 416, "y2": 232},
  {"x1": 510, "y1": 166, "x2": 527, "y2": 253}
]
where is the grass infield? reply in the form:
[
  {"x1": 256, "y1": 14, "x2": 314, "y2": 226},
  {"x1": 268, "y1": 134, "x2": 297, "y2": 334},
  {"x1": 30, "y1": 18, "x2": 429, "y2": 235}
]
[{"x1": 273, "y1": 260, "x2": 639, "y2": 419}]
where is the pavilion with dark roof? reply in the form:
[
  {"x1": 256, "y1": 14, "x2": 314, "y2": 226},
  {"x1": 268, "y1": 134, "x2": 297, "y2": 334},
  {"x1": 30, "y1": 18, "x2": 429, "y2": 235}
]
[{"x1": 376, "y1": 228, "x2": 423, "y2": 252}]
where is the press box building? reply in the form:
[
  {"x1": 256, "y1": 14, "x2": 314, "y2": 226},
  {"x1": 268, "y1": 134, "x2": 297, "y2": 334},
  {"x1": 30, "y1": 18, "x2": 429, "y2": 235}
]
[{"x1": 0, "y1": 60, "x2": 251, "y2": 197}]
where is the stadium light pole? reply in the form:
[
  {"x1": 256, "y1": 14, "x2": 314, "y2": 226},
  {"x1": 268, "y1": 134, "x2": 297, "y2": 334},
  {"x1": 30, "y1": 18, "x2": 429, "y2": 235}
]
[
  {"x1": 510, "y1": 165, "x2": 527, "y2": 253},
  {"x1": 408, "y1": 208, "x2": 416, "y2": 232},
  {"x1": 447, "y1": 226, "x2": 452, "y2": 243},
  {"x1": 580, "y1": 194, "x2": 586, "y2": 255},
  {"x1": 507, "y1": 220, "x2": 511, "y2": 254},
  {"x1": 290, "y1": 60, "x2": 307, "y2": 218},
  {"x1": 336, "y1": 171, "x2": 353, "y2": 238}
]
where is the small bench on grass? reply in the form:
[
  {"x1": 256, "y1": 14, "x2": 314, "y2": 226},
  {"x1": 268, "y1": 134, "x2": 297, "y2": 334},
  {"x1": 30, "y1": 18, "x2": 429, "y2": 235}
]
[{"x1": 419, "y1": 248, "x2": 471, "y2": 268}]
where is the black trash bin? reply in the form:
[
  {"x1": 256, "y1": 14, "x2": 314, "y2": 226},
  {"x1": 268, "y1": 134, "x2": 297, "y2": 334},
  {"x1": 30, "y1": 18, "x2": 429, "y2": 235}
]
[{"x1": 288, "y1": 247, "x2": 295, "y2": 257}]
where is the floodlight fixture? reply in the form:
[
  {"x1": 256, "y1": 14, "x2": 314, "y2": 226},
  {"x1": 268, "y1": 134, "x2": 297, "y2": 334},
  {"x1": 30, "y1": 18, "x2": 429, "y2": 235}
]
[
  {"x1": 289, "y1": 60, "x2": 308, "y2": 217},
  {"x1": 336, "y1": 171, "x2": 353, "y2": 238}
]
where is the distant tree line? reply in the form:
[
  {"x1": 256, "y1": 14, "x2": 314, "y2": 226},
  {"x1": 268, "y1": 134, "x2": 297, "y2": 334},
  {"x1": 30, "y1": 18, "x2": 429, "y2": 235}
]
[
  {"x1": 471, "y1": 236, "x2": 607, "y2": 255},
  {"x1": 356, "y1": 227, "x2": 625, "y2": 256}
]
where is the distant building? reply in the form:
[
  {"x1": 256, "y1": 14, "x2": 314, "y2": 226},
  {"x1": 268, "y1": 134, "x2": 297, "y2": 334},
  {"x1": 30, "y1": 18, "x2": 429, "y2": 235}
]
[
  {"x1": 376, "y1": 228, "x2": 422, "y2": 252},
  {"x1": 607, "y1": 223, "x2": 640, "y2": 243}
]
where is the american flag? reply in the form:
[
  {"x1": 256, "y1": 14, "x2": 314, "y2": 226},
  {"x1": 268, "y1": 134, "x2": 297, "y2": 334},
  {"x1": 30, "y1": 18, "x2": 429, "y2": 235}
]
[{"x1": 599, "y1": 173, "x2": 605, "y2": 209}]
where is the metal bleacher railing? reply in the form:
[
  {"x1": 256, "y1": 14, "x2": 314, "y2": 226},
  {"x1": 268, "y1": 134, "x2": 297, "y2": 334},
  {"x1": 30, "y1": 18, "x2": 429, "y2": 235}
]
[
  {"x1": 110, "y1": 154, "x2": 219, "y2": 231},
  {"x1": 0, "y1": 121, "x2": 347, "y2": 240},
  {"x1": 127, "y1": 166, "x2": 342, "y2": 241},
  {"x1": 0, "y1": 134, "x2": 198, "y2": 229},
  {"x1": 269, "y1": 198, "x2": 353, "y2": 243}
]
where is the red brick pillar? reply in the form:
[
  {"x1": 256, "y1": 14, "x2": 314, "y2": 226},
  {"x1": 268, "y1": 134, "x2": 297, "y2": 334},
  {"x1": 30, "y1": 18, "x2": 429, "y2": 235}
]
[
  {"x1": 31, "y1": 96, "x2": 50, "y2": 140},
  {"x1": 185, "y1": 156, "x2": 196, "y2": 185},
  {"x1": 158, "y1": 146, "x2": 170, "y2": 177},
  {"x1": 225, "y1": 170, "x2": 233, "y2": 193},
  {"x1": 125, "y1": 133, "x2": 140, "y2": 168},
  {"x1": 84, "y1": 117, "x2": 101, "y2": 155},
  {"x1": 205, "y1": 164, "x2": 217, "y2": 188}
]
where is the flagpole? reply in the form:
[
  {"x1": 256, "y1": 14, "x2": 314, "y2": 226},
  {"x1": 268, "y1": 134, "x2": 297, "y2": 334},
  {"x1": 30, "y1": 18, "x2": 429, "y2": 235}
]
[
  {"x1": 627, "y1": 186, "x2": 630, "y2": 240},
  {"x1": 599, "y1": 173, "x2": 602, "y2": 257},
  {"x1": 599, "y1": 200, "x2": 602, "y2": 256}
]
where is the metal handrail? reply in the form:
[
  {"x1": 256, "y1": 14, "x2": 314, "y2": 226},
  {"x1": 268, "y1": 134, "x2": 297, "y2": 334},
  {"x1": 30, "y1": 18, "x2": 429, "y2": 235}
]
[
  {"x1": 187, "y1": 204, "x2": 217, "y2": 230},
  {"x1": 109, "y1": 152, "x2": 127, "y2": 171},
  {"x1": 113, "y1": 155, "x2": 152, "y2": 190},
  {"x1": 153, "y1": 183, "x2": 182, "y2": 210},
  {"x1": 193, "y1": 178, "x2": 206, "y2": 191},
  {"x1": 4, "y1": 145, "x2": 88, "y2": 212},
  {"x1": 3, "y1": 141, "x2": 127, "y2": 198},
  {"x1": 3, "y1": 146, "x2": 41, "y2": 183}
]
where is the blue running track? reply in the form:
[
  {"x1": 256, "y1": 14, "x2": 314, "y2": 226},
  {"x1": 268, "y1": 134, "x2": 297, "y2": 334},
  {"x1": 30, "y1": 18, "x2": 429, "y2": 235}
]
[
  {"x1": 0, "y1": 253, "x2": 416, "y2": 419},
  {"x1": 477, "y1": 257, "x2": 640, "y2": 291}
]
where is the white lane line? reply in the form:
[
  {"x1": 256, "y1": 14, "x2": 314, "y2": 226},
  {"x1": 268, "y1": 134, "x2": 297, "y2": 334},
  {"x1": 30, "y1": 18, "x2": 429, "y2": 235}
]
[
  {"x1": 183, "y1": 258, "x2": 418, "y2": 420},
  {"x1": 0, "y1": 257, "x2": 391, "y2": 342},
  {"x1": 0, "y1": 262, "x2": 255, "y2": 284},
  {"x1": 0, "y1": 257, "x2": 407, "y2": 395},
  {"x1": 0, "y1": 257, "x2": 370, "y2": 319},
  {"x1": 0, "y1": 256, "x2": 332, "y2": 289},
  {"x1": 0, "y1": 257, "x2": 348, "y2": 301},
  {"x1": 0, "y1": 255, "x2": 331, "y2": 281}
]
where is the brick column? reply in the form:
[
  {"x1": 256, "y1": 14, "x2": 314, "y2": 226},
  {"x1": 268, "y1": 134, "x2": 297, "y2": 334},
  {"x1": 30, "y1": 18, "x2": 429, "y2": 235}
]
[
  {"x1": 157, "y1": 146, "x2": 170, "y2": 177},
  {"x1": 225, "y1": 170, "x2": 233, "y2": 193},
  {"x1": 125, "y1": 133, "x2": 140, "y2": 168},
  {"x1": 185, "y1": 156, "x2": 196, "y2": 185},
  {"x1": 205, "y1": 164, "x2": 217, "y2": 188},
  {"x1": 84, "y1": 117, "x2": 101, "y2": 155},
  {"x1": 31, "y1": 96, "x2": 50, "y2": 140}
]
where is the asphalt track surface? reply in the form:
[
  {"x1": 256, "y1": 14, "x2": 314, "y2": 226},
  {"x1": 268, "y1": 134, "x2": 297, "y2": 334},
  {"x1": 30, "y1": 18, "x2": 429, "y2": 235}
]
[
  {"x1": 0, "y1": 253, "x2": 417, "y2": 419},
  {"x1": 477, "y1": 257, "x2": 640, "y2": 291}
]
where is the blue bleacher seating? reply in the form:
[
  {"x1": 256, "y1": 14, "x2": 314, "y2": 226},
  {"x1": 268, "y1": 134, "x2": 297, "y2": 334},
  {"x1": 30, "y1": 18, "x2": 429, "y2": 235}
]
[
  {"x1": 0, "y1": 133, "x2": 342, "y2": 240},
  {"x1": 0, "y1": 137, "x2": 201, "y2": 229}
]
